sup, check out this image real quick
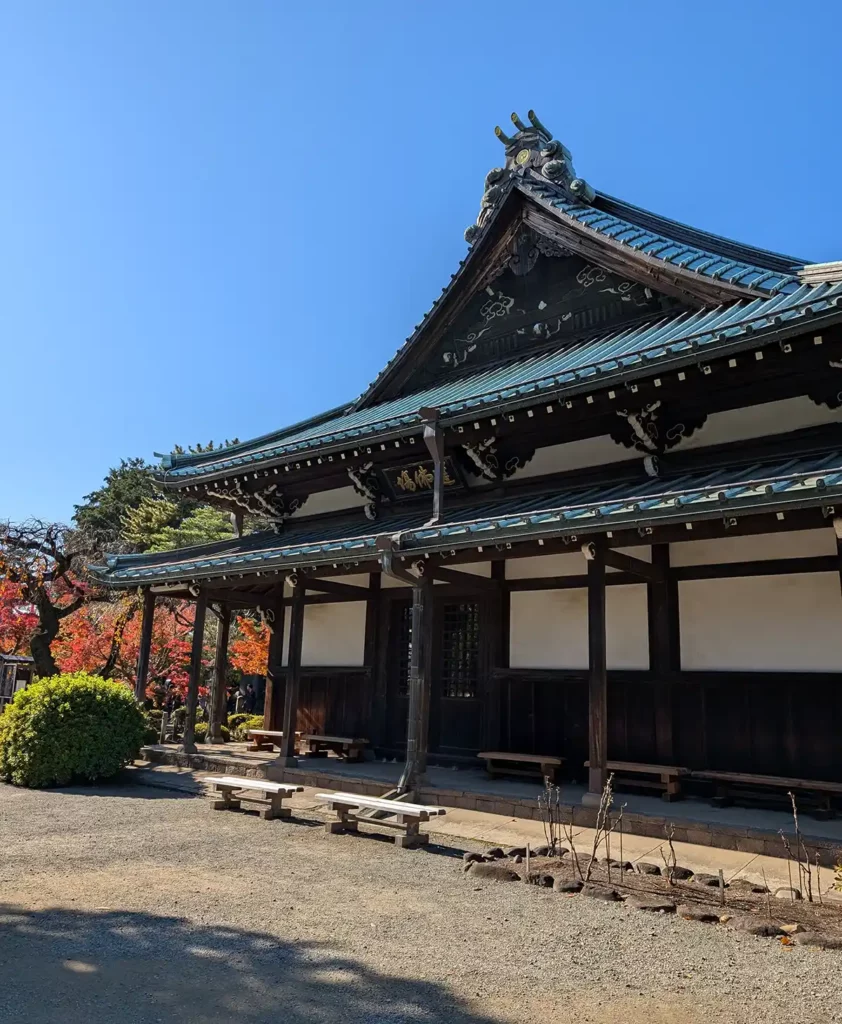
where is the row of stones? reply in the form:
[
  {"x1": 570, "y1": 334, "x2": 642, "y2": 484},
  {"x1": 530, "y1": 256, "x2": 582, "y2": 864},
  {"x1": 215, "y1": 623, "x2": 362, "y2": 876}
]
[{"x1": 462, "y1": 849, "x2": 840, "y2": 949}]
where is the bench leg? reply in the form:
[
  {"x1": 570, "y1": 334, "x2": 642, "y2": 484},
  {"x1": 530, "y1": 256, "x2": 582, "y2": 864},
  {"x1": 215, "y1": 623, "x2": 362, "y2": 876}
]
[
  {"x1": 212, "y1": 788, "x2": 241, "y2": 811},
  {"x1": 325, "y1": 810, "x2": 358, "y2": 835},
  {"x1": 306, "y1": 746, "x2": 328, "y2": 758},
  {"x1": 711, "y1": 784, "x2": 732, "y2": 808},
  {"x1": 395, "y1": 822, "x2": 428, "y2": 848},
  {"x1": 262, "y1": 794, "x2": 292, "y2": 821},
  {"x1": 541, "y1": 764, "x2": 560, "y2": 785},
  {"x1": 661, "y1": 775, "x2": 682, "y2": 802}
]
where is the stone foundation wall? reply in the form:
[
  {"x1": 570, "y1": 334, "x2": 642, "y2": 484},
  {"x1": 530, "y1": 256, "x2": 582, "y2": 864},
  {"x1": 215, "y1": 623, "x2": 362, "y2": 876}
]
[{"x1": 140, "y1": 745, "x2": 842, "y2": 866}]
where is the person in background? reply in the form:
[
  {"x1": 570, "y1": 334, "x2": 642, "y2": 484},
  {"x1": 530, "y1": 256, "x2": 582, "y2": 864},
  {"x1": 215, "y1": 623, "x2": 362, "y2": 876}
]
[{"x1": 244, "y1": 682, "x2": 256, "y2": 714}]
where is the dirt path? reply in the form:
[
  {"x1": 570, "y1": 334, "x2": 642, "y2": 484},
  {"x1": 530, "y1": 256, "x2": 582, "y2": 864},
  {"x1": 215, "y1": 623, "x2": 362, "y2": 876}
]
[{"x1": 0, "y1": 782, "x2": 838, "y2": 1023}]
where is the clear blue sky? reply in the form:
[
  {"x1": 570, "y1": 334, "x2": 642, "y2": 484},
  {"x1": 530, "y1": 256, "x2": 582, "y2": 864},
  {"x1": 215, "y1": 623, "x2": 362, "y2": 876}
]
[{"x1": 3, "y1": 1, "x2": 841, "y2": 525}]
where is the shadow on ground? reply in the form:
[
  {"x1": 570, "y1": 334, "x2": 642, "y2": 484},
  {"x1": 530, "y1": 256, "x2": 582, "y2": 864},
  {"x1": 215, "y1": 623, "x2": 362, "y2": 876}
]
[
  {"x1": 0, "y1": 904, "x2": 499, "y2": 1024},
  {"x1": 12, "y1": 780, "x2": 197, "y2": 801}
]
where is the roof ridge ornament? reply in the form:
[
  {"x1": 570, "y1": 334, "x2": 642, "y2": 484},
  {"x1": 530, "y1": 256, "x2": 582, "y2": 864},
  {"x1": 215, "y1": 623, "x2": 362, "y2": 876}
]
[{"x1": 465, "y1": 110, "x2": 595, "y2": 245}]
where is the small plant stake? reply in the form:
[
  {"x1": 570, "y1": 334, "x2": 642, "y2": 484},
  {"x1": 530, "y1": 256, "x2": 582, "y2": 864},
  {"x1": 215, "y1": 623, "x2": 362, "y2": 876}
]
[
  {"x1": 779, "y1": 829, "x2": 796, "y2": 903},
  {"x1": 761, "y1": 869, "x2": 772, "y2": 922},
  {"x1": 718, "y1": 869, "x2": 725, "y2": 907}
]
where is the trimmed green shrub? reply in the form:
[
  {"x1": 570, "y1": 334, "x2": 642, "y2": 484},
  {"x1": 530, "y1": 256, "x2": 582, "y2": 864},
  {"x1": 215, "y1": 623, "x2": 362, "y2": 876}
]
[
  {"x1": 0, "y1": 673, "x2": 146, "y2": 787},
  {"x1": 233, "y1": 714, "x2": 265, "y2": 741},
  {"x1": 194, "y1": 722, "x2": 230, "y2": 743},
  {"x1": 227, "y1": 712, "x2": 251, "y2": 734}
]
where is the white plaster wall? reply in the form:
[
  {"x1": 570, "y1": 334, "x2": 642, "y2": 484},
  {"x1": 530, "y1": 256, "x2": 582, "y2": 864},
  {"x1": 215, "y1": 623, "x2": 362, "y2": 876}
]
[
  {"x1": 504, "y1": 546, "x2": 650, "y2": 579},
  {"x1": 505, "y1": 551, "x2": 585, "y2": 579},
  {"x1": 281, "y1": 600, "x2": 367, "y2": 667},
  {"x1": 382, "y1": 562, "x2": 491, "y2": 587},
  {"x1": 509, "y1": 435, "x2": 639, "y2": 481},
  {"x1": 382, "y1": 572, "x2": 408, "y2": 589},
  {"x1": 675, "y1": 397, "x2": 842, "y2": 453},
  {"x1": 290, "y1": 485, "x2": 367, "y2": 518},
  {"x1": 679, "y1": 573, "x2": 842, "y2": 671},
  {"x1": 671, "y1": 529, "x2": 836, "y2": 567},
  {"x1": 450, "y1": 561, "x2": 492, "y2": 577},
  {"x1": 509, "y1": 584, "x2": 649, "y2": 670}
]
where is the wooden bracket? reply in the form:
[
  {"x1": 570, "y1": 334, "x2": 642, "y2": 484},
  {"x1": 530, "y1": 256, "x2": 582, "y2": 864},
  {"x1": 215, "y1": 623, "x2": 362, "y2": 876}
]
[
  {"x1": 427, "y1": 565, "x2": 498, "y2": 591},
  {"x1": 301, "y1": 577, "x2": 369, "y2": 599},
  {"x1": 583, "y1": 540, "x2": 664, "y2": 582}
]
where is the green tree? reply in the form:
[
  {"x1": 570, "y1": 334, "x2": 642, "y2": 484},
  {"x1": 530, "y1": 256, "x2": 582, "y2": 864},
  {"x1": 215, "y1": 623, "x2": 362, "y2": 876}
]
[
  {"x1": 73, "y1": 458, "x2": 159, "y2": 551},
  {"x1": 121, "y1": 496, "x2": 181, "y2": 550},
  {"x1": 75, "y1": 458, "x2": 233, "y2": 555},
  {"x1": 141, "y1": 505, "x2": 233, "y2": 553}
]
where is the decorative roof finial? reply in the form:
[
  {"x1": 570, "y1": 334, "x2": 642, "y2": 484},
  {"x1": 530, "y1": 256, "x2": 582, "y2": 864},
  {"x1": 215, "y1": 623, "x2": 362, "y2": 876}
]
[
  {"x1": 527, "y1": 110, "x2": 551, "y2": 138},
  {"x1": 465, "y1": 108, "x2": 595, "y2": 245}
]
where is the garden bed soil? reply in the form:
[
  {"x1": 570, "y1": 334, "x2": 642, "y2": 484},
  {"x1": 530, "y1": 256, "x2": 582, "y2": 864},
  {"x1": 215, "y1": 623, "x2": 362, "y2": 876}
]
[{"x1": 478, "y1": 855, "x2": 842, "y2": 939}]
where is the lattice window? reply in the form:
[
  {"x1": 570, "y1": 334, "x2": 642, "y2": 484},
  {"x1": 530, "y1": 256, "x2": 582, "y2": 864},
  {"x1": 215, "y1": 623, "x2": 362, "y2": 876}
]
[
  {"x1": 396, "y1": 603, "x2": 413, "y2": 698},
  {"x1": 441, "y1": 602, "x2": 480, "y2": 699}
]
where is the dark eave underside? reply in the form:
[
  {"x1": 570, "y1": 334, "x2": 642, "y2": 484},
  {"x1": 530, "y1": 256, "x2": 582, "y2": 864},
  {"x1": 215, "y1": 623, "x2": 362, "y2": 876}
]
[{"x1": 99, "y1": 434, "x2": 842, "y2": 587}]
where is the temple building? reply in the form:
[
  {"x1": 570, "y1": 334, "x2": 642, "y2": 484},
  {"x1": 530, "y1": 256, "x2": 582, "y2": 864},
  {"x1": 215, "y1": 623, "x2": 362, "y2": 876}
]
[{"x1": 97, "y1": 110, "x2": 842, "y2": 807}]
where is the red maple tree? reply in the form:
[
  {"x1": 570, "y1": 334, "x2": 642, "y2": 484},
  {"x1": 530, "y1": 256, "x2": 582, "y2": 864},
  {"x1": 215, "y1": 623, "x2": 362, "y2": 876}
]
[
  {"x1": 229, "y1": 615, "x2": 271, "y2": 676},
  {"x1": 0, "y1": 581, "x2": 39, "y2": 656}
]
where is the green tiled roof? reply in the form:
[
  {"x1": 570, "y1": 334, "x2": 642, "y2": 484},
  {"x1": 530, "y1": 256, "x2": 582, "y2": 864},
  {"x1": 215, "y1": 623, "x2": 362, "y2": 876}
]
[
  {"x1": 521, "y1": 178, "x2": 805, "y2": 296},
  {"x1": 100, "y1": 442, "x2": 842, "y2": 586},
  {"x1": 161, "y1": 281, "x2": 842, "y2": 483}
]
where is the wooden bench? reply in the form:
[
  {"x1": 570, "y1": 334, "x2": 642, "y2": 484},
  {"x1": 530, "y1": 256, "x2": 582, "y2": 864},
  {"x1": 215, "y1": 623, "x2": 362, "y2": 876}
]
[
  {"x1": 478, "y1": 751, "x2": 564, "y2": 783},
  {"x1": 301, "y1": 734, "x2": 368, "y2": 762},
  {"x1": 205, "y1": 776, "x2": 304, "y2": 820},
  {"x1": 246, "y1": 729, "x2": 301, "y2": 753},
  {"x1": 316, "y1": 792, "x2": 446, "y2": 848},
  {"x1": 692, "y1": 770, "x2": 842, "y2": 817},
  {"x1": 585, "y1": 760, "x2": 689, "y2": 801}
]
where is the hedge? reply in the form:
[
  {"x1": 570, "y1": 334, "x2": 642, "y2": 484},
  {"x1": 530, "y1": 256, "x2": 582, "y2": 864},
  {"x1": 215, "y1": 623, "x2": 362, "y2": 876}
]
[
  {"x1": 231, "y1": 714, "x2": 265, "y2": 741},
  {"x1": 0, "y1": 673, "x2": 147, "y2": 788}
]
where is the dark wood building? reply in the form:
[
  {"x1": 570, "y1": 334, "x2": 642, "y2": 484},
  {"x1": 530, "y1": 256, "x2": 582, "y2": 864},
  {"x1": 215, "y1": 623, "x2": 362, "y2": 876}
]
[
  {"x1": 0, "y1": 653, "x2": 34, "y2": 708},
  {"x1": 97, "y1": 110, "x2": 842, "y2": 800}
]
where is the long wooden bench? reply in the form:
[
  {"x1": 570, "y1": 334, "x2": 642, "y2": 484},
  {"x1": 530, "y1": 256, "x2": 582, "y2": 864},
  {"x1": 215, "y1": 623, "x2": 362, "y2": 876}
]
[
  {"x1": 206, "y1": 776, "x2": 303, "y2": 820},
  {"x1": 478, "y1": 751, "x2": 564, "y2": 783},
  {"x1": 316, "y1": 792, "x2": 446, "y2": 848},
  {"x1": 246, "y1": 729, "x2": 301, "y2": 753},
  {"x1": 585, "y1": 760, "x2": 689, "y2": 801},
  {"x1": 302, "y1": 734, "x2": 368, "y2": 763},
  {"x1": 692, "y1": 770, "x2": 842, "y2": 817}
]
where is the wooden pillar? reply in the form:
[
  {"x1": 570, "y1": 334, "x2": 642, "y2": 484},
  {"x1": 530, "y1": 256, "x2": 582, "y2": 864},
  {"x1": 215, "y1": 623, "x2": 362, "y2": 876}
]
[
  {"x1": 181, "y1": 590, "x2": 207, "y2": 754},
  {"x1": 363, "y1": 573, "x2": 383, "y2": 744},
  {"x1": 648, "y1": 544, "x2": 679, "y2": 762},
  {"x1": 134, "y1": 589, "x2": 156, "y2": 702},
  {"x1": 277, "y1": 583, "x2": 305, "y2": 766},
  {"x1": 585, "y1": 553, "x2": 607, "y2": 800},
  {"x1": 483, "y1": 561, "x2": 508, "y2": 750},
  {"x1": 263, "y1": 593, "x2": 286, "y2": 732},
  {"x1": 208, "y1": 605, "x2": 231, "y2": 744},
  {"x1": 398, "y1": 577, "x2": 434, "y2": 795}
]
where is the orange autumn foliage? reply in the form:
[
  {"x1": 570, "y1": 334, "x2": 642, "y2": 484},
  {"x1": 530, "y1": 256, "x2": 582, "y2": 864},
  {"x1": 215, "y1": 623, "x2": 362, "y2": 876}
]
[{"x1": 229, "y1": 615, "x2": 270, "y2": 676}]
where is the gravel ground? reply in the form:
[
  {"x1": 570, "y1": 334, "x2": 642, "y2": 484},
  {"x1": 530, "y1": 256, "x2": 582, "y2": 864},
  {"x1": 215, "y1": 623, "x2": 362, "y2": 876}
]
[{"x1": 0, "y1": 781, "x2": 840, "y2": 1024}]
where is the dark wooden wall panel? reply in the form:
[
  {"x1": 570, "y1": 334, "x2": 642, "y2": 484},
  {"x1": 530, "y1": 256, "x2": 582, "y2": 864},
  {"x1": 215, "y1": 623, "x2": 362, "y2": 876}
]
[
  {"x1": 295, "y1": 670, "x2": 370, "y2": 738},
  {"x1": 496, "y1": 670, "x2": 841, "y2": 783}
]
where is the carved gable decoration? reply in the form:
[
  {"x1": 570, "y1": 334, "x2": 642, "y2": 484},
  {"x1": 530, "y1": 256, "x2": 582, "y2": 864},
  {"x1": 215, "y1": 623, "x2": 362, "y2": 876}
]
[
  {"x1": 202, "y1": 479, "x2": 308, "y2": 532},
  {"x1": 607, "y1": 400, "x2": 708, "y2": 454},
  {"x1": 405, "y1": 245, "x2": 681, "y2": 391}
]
